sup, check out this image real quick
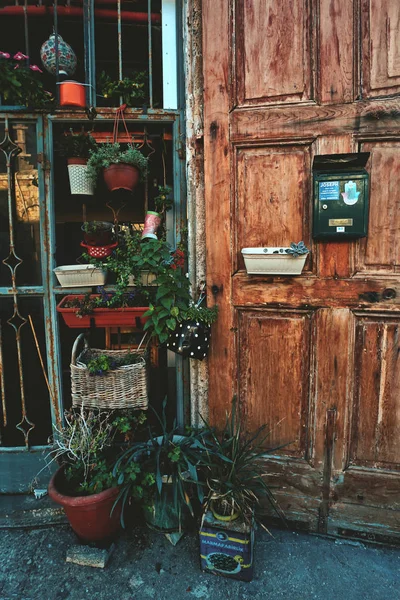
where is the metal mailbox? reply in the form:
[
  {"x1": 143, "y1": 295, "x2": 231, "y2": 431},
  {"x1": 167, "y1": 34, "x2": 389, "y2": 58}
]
[{"x1": 312, "y1": 153, "x2": 370, "y2": 239}]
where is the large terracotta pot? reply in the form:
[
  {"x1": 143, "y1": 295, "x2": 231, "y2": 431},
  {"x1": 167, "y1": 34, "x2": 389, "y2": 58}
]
[
  {"x1": 48, "y1": 467, "x2": 121, "y2": 543},
  {"x1": 103, "y1": 163, "x2": 140, "y2": 192}
]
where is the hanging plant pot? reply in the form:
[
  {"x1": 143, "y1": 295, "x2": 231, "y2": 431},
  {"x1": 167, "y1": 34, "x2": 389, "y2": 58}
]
[
  {"x1": 166, "y1": 320, "x2": 211, "y2": 360},
  {"x1": 67, "y1": 158, "x2": 94, "y2": 195},
  {"x1": 103, "y1": 163, "x2": 140, "y2": 192},
  {"x1": 59, "y1": 81, "x2": 86, "y2": 108},
  {"x1": 241, "y1": 246, "x2": 309, "y2": 275},
  {"x1": 81, "y1": 221, "x2": 114, "y2": 246},
  {"x1": 81, "y1": 241, "x2": 117, "y2": 259},
  {"x1": 48, "y1": 467, "x2": 121, "y2": 543},
  {"x1": 56, "y1": 295, "x2": 149, "y2": 328}
]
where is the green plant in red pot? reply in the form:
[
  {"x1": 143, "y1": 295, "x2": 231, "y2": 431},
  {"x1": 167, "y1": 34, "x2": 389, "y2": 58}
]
[
  {"x1": 86, "y1": 143, "x2": 148, "y2": 192},
  {"x1": 47, "y1": 408, "x2": 146, "y2": 543}
]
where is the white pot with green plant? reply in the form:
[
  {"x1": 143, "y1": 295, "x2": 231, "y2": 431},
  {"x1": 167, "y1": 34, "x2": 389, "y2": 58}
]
[
  {"x1": 86, "y1": 143, "x2": 148, "y2": 192},
  {"x1": 59, "y1": 131, "x2": 97, "y2": 196},
  {"x1": 242, "y1": 241, "x2": 310, "y2": 275}
]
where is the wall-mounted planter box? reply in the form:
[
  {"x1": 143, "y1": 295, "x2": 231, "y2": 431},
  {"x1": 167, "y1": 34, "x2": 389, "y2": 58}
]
[
  {"x1": 54, "y1": 265, "x2": 106, "y2": 287},
  {"x1": 57, "y1": 295, "x2": 149, "y2": 329},
  {"x1": 241, "y1": 247, "x2": 309, "y2": 275}
]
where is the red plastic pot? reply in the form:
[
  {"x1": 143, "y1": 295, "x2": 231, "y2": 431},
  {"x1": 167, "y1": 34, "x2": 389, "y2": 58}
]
[
  {"x1": 56, "y1": 295, "x2": 149, "y2": 329},
  {"x1": 103, "y1": 163, "x2": 140, "y2": 192},
  {"x1": 59, "y1": 81, "x2": 86, "y2": 108},
  {"x1": 48, "y1": 467, "x2": 121, "y2": 543}
]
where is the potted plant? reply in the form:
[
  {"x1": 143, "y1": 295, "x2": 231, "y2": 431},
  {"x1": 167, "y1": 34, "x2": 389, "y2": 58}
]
[
  {"x1": 142, "y1": 185, "x2": 173, "y2": 240},
  {"x1": 166, "y1": 302, "x2": 218, "y2": 360},
  {"x1": 81, "y1": 221, "x2": 115, "y2": 247},
  {"x1": 46, "y1": 408, "x2": 146, "y2": 543},
  {"x1": 59, "y1": 131, "x2": 98, "y2": 195},
  {"x1": 241, "y1": 241, "x2": 310, "y2": 275},
  {"x1": 98, "y1": 71, "x2": 147, "y2": 107},
  {"x1": 113, "y1": 398, "x2": 205, "y2": 533},
  {"x1": 56, "y1": 287, "x2": 152, "y2": 328},
  {"x1": 0, "y1": 50, "x2": 54, "y2": 109},
  {"x1": 198, "y1": 400, "x2": 286, "y2": 581},
  {"x1": 86, "y1": 143, "x2": 148, "y2": 192}
]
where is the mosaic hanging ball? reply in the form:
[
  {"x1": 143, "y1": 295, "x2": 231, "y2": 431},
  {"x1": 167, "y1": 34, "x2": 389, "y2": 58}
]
[
  {"x1": 40, "y1": 33, "x2": 77, "y2": 77},
  {"x1": 166, "y1": 320, "x2": 211, "y2": 360}
]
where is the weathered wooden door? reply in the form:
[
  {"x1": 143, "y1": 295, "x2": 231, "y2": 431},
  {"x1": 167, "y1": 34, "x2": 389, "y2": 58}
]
[{"x1": 203, "y1": 1, "x2": 400, "y2": 542}]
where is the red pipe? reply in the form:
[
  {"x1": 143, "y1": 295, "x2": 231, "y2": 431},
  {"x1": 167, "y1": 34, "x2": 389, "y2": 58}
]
[{"x1": 0, "y1": 6, "x2": 161, "y2": 24}]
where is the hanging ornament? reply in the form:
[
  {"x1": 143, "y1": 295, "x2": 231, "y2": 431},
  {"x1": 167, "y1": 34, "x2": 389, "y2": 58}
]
[{"x1": 40, "y1": 32, "x2": 77, "y2": 77}]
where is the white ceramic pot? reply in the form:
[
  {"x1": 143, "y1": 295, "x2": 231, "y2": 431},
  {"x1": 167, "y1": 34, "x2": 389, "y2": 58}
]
[
  {"x1": 67, "y1": 159, "x2": 94, "y2": 196},
  {"x1": 241, "y1": 247, "x2": 308, "y2": 275}
]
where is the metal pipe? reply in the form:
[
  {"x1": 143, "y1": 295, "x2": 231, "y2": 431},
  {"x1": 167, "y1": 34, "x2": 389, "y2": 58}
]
[
  {"x1": 23, "y1": 0, "x2": 30, "y2": 66},
  {"x1": 0, "y1": 6, "x2": 161, "y2": 23},
  {"x1": 117, "y1": 0, "x2": 123, "y2": 106}
]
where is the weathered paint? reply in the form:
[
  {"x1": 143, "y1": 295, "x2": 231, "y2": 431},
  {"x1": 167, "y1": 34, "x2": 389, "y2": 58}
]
[{"x1": 202, "y1": 0, "x2": 400, "y2": 541}]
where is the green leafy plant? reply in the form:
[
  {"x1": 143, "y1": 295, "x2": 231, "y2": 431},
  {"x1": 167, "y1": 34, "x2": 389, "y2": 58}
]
[
  {"x1": 98, "y1": 71, "x2": 147, "y2": 106},
  {"x1": 199, "y1": 399, "x2": 286, "y2": 528},
  {"x1": 184, "y1": 304, "x2": 218, "y2": 326},
  {"x1": 154, "y1": 185, "x2": 173, "y2": 214},
  {"x1": 86, "y1": 351, "x2": 144, "y2": 376},
  {"x1": 46, "y1": 407, "x2": 147, "y2": 496},
  {"x1": 0, "y1": 51, "x2": 54, "y2": 109},
  {"x1": 59, "y1": 130, "x2": 97, "y2": 159},
  {"x1": 86, "y1": 143, "x2": 148, "y2": 185},
  {"x1": 285, "y1": 241, "x2": 309, "y2": 258},
  {"x1": 82, "y1": 221, "x2": 113, "y2": 234},
  {"x1": 62, "y1": 287, "x2": 153, "y2": 317},
  {"x1": 113, "y1": 398, "x2": 206, "y2": 527}
]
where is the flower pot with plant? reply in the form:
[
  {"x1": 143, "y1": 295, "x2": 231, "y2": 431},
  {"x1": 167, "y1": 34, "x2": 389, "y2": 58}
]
[
  {"x1": 98, "y1": 71, "x2": 147, "y2": 107},
  {"x1": 59, "y1": 131, "x2": 98, "y2": 195},
  {"x1": 142, "y1": 185, "x2": 173, "y2": 240},
  {"x1": 113, "y1": 398, "x2": 205, "y2": 533},
  {"x1": 86, "y1": 143, "x2": 148, "y2": 192},
  {"x1": 198, "y1": 399, "x2": 286, "y2": 581},
  {"x1": 166, "y1": 300, "x2": 218, "y2": 360},
  {"x1": 81, "y1": 221, "x2": 115, "y2": 246},
  {"x1": 0, "y1": 50, "x2": 54, "y2": 109},
  {"x1": 242, "y1": 241, "x2": 310, "y2": 275},
  {"x1": 56, "y1": 288, "x2": 152, "y2": 329},
  {"x1": 46, "y1": 408, "x2": 146, "y2": 543}
]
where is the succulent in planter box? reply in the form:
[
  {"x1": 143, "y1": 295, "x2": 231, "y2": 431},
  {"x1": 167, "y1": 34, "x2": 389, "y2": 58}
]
[{"x1": 86, "y1": 143, "x2": 148, "y2": 192}]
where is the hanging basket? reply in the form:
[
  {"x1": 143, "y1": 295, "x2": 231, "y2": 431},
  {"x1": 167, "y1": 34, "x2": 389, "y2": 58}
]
[
  {"x1": 70, "y1": 333, "x2": 149, "y2": 410},
  {"x1": 67, "y1": 159, "x2": 94, "y2": 196},
  {"x1": 81, "y1": 241, "x2": 117, "y2": 258},
  {"x1": 103, "y1": 163, "x2": 140, "y2": 192}
]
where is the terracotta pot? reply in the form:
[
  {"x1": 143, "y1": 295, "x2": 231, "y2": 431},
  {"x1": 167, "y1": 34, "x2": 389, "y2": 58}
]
[
  {"x1": 59, "y1": 81, "x2": 86, "y2": 108},
  {"x1": 48, "y1": 467, "x2": 121, "y2": 543},
  {"x1": 103, "y1": 163, "x2": 140, "y2": 192}
]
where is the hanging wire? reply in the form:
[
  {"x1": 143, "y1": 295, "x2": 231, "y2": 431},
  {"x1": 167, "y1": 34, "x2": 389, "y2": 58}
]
[{"x1": 148, "y1": 0, "x2": 153, "y2": 108}]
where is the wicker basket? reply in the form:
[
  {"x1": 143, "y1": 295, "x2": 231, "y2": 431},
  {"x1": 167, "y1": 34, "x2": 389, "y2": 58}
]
[{"x1": 70, "y1": 333, "x2": 148, "y2": 410}]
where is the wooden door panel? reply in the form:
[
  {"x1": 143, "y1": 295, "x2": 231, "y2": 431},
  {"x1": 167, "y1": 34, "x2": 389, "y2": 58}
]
[
  {"x1": 235, "y1": 0, "x2": 312, "y2": 105},
  {"x1": 356, "y1": 141, "x2": 400, "y2": 274},
  {"x1": 362, "y1": 0, "x2": 400, "y2": 97},
  {"x1": 238, "y1": 310, "x2": 313, "y2": 457},
  {"x1": 235, "y1": 144, "x2": 312, "y2": 271},
  {"x1": 351, "y1": 316, "x2": 400, "y2": 468},
  {"x1": 203, "y1": 0, "x2": 400, "y2": 541}
]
